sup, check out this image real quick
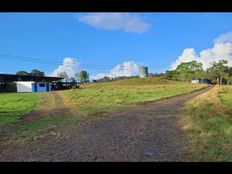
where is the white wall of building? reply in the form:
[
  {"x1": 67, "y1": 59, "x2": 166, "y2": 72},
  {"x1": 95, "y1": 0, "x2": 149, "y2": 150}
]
[
  {"x1": 191, "y1": 80, "x2": 200, "y2": 84},
  {"x1": 16, "y1": 81, "x2": 51, "y2": 92},
  {"x1": 16, "y1": 81, "x2": 33, "y2": 92}
]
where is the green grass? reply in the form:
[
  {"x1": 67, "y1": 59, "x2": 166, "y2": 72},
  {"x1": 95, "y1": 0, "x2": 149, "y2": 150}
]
[
  {"x1": 0, "y1": 92, "x2": 41, "y2": 131},
  {"x1": 181, "y1": 85, "x2": 232, "y2": 161},
  {"x1": 61, "y1": 77, "x2": 207, "y2": 117}
]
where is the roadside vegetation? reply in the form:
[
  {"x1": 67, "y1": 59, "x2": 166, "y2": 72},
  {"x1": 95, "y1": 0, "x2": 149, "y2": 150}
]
[{"x1": 181, "y1": 85, "x2": 232, "y2": 161}]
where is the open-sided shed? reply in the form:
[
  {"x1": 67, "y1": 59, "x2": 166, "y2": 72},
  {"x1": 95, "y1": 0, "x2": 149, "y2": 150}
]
[{"x1": 0, "y1": 74, "x2": 63, "y2": 92}]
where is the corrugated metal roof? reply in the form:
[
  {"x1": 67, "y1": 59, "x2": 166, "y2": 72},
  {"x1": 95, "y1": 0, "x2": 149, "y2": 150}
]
[{"x1": 0, "y1": 73, "x2": 63, "y2": 82}]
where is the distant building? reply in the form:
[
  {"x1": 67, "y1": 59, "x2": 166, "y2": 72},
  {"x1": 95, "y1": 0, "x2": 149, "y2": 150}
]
[
  {"x1": 0, "y1": 73, "x2": 62, "y2": 92},
  {"x1": 139, "y1": 66, "x2": 148, "y2": 78},
  {"x1": 16, "y1": 81, "x2": 51, "y2": 92},
  {"x1": 191, "y1": 79, "x2": 200, "y2": 84},
  {"x1": 191, "y1": 79, "x2": 211, "y2": 84}
]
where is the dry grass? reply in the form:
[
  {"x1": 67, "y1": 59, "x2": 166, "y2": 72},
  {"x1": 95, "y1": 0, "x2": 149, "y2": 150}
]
[
  {"x1": 38, "y1": 92, "x2": 56, "y2": 111},
  {"x1": 180, "y1": 85, "x2": 232, "y2": 161}
]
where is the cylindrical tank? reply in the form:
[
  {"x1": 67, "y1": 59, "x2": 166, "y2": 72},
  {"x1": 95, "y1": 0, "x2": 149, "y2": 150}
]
[{"x1": 139, "y1": 66, "x2": 148, "y2": 78}]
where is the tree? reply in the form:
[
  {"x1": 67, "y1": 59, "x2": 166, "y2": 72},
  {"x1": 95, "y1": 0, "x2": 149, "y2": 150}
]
[
  {"x1": 30, "y1": 69, "x2": 44, "y2": 76},
  {"x1": 30, "y1": 69, "x2": 45, "y2": 76},
  {"x1": 57, "y1": 71, "x2": 69, "y2": 82},
  {"x1": 79, "y1": 71, "x2": 89, "y2": 83},
  {"x1": 167, "y1": 61, "x2": 204, "y2": 82},
  {"x1": 176, "y1": 72, "x2": 195, "y2": 82},
  {"x1": 175, "y1": 61, "x2": 203, "y2": 74},
  {"x1": 193, "y1": 70, "x2": 206, "y2": 80},
  {"x1": 16, "y1": 71, "x2": 30, "y2": 76},
  {"x1": 206, "y1": 60, "x2": 229, "y2": 85},
  {"x1": 165, "y1": 70, "x2": 178, "y2": 80}
]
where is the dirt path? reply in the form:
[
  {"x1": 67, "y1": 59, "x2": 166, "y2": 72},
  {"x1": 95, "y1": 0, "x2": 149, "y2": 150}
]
[
  {"x1": 21, "y1": 91, "x2": 69, "y2": 124},
  {"x1": 0, "y1": 86, "x2": 213, "y2": 161}
]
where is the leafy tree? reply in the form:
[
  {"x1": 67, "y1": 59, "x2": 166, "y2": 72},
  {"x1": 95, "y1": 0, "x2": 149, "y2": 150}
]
[
  {"x1": 79, "y1": 71, "x2": 89, "y2": 83},
  {"x1": 16, "y1": 71, "x2": 30, "y2": 76},
  {"x1": 175, "y1": 61, "x2": 203, "y2": 74},
  {"x1": 165, "y1": 70, "x2": 178, "y2": 80},
  {"x1": 177, "y1": 72, "x2": 195, "y2": 82},
  {"x1": 226, "y1": 66, "x2": 232, "y2": 76},
  {"x1": 57, "y1": 71, "x2": 69, "y2": 82},
  {"x1": 206, "y1": 60, "x2": 229, "y2": 85},
  {"x1": 30, "y1": 69, "x2": 45, "y2": 76},
  {"x1": 193, "y1": 70, "x2": 206, "y2": 80},
  {"x1": 165, "y1": 61, "x2": 204, "y2": 82}
]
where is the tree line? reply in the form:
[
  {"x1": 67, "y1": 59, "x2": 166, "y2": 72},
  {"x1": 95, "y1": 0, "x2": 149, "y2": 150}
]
[
  {"x1": 16, "y1": 69, "x2": 90, "y2": 83},
  {"x1": 16, "y1": 69, "x2": 45, "y2": 77},
  {"x1": 164, "y1": 60, "x2": 232, "y2": 85}
]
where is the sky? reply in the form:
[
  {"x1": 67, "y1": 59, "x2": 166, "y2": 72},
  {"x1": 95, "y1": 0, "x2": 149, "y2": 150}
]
[{"x1": 1, "y1": 12, "x2": 232, "y2": 80}]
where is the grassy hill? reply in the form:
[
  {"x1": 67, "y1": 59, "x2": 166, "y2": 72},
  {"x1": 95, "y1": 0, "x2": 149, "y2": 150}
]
[
  {"x1": 89, "y1": 77, "x2": 181, "y2": 87},
  {"x1": 60, "y1": 77, "x2": 208, "y2": 117}
]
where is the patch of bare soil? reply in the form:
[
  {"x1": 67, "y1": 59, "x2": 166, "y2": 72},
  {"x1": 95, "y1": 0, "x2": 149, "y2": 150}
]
[
  {"x1": 0, "y1": 86, "x2": 213, "y2": 162},
  {"x1": 21, "y1": 91, "x2": 69, "y2": 124}
]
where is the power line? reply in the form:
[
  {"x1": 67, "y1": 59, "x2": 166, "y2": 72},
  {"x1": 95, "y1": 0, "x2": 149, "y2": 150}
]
[
  {"x1": 0, "y1": 52, "x2": 171, "y2": 70},
  {"x1": 0, "y1": 53, "x2": 116, "y2": 68}
]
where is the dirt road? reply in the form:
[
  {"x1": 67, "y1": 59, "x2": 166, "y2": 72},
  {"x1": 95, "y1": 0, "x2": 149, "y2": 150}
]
[{"x1": 0, "y1": 86, "x2": 213, "y2": 161}]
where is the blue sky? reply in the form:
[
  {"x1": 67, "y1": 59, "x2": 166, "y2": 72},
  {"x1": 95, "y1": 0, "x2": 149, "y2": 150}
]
[{"x1": 1, "y1": 13, "x2": 232, "y2": 79}]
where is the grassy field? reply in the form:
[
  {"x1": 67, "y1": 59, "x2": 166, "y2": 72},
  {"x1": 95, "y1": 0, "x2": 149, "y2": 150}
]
[
  {"x1": 0, "y1": 93, "x2": 41, "y2": 131},
  {"x1": 60, "y1": 77, "x2": 207, "y2": 118},
  {"x1": 181, "y1": 85, "x2": 232, "y2": 161}
]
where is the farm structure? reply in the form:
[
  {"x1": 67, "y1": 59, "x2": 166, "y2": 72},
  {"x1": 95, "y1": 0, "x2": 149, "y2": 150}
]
[
  {"x1": 191, "y1": 79, "x2": 211, "y2": 84},
  {"x1": 16, "y1": 81, "x2": 51, "y2": 92},
  {"x1": 0, "y1": 73, "x2": 62, "y2": 92},
  {"x1": 139, "y1": 66, "x2": 148, "y2": 78}
]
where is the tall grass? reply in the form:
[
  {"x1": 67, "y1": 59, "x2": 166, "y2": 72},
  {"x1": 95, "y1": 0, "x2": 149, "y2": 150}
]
[{"x1": 181, "y1": 85, "x2": 232, "y2": 161}]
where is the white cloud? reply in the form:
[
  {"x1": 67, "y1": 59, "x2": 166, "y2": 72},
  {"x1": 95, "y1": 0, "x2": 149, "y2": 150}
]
[
  {"x1": 171, "y1": 32, "x2": 232, "y2": 70},
  {"x1": 50, "y1": 57, "x2": 79, "y2": 78},
  {"x1": 91, "y1": 61, "x2": 139, "y2": 80},
  {"x1": 76, "y1": 13, "x2": 150, "y2": 33},
  {"x1": 213, "y1": 32, "x2": 232, "y2": 44}
]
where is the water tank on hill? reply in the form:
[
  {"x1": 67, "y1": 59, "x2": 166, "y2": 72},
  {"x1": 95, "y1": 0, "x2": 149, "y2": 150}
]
[{"x1": 139, "y1": 66, "x2": 148, "y2": 78}]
